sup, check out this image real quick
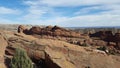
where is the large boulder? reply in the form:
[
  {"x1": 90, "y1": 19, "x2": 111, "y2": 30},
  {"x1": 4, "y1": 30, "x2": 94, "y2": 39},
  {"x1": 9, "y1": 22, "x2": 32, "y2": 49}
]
[
  {"x1": 18, "y1": 25, "x2": 26, "y2": 33},
  {"x1": 18, "y1": 25, "x2": 29, "y2": 34}
]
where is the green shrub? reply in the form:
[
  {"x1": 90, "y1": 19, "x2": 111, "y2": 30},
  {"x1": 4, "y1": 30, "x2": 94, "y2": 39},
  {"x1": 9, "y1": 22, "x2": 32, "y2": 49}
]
[
  {"x1": 11, "y1": 48, "x2": 33, "y2": 68},
  {"x1": 97, "y1": 46, "x2": 107, "y2": 51},
  {"x1": 108, "y1": 49, "x2": 116, "y2": 55},
  {"x1": 81, "y1": 43, "x2": 88, "y2": 47}
]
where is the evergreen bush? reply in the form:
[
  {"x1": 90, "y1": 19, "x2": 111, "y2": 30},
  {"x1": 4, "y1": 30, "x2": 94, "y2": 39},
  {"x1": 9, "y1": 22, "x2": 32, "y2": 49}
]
[{"x1": 11, "y1": 48, "x2": 33, "y2": 68}]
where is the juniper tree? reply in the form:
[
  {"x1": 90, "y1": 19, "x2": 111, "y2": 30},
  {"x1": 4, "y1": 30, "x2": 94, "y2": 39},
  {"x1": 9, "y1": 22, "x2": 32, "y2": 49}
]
[{"x1": 11, "y1": 48, "x2": 33, "y2": 68}]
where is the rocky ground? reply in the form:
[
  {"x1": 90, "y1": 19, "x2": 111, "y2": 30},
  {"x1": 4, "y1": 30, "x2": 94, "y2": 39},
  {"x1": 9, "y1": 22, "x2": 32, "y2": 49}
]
[
  {"x1": 0, "y1": 25, "x2": 120, "y2": 68},
  {"x1": 0, "y1": 33, "x2": 8, "y2": 68}
]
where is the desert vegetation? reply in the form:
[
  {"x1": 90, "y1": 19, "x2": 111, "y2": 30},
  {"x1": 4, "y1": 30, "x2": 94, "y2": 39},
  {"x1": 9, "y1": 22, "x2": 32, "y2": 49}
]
[{"x1": 10, "y1": 48, "x2": 33, "y2": 68}]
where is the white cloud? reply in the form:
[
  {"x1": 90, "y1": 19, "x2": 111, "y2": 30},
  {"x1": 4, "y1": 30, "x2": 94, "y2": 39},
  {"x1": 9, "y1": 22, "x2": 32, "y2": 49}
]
[
  {"x1": 0, "y1": 7, "x2": 21, "y2": 15},
  {"x1": 24, "y1": 0, "x2": 120, "y2": 7},
  {"x1": 74, "y1": 4, "x2": 120, "y2": 15},
  {"x1": 23, "y1": 0, "x2": 120, "y2": 16},
  {"x1": 23, "y1": 7, "x2": 47, "y2": 20},
  {"x1": 0, "y1": 18, "x2": 21, "y2": 24},
  {"x1": 20, "y1": 0, "x2": 120, "y2": 27},
  {"x1": 64, "y1": 14, "x2": 120, "y2": 27},
  {"x1": 74, "y1": 6, "x2": 107, "y2": 15},
  {"x1": 100, "y1": 4, "x2": 120, "y2": 15},
  {"x1": 21, "y1": 14, "x2": 120, "y2": 27},
  {"x1": 22, "y1": 0, "x2": 51, "y2": 20}
]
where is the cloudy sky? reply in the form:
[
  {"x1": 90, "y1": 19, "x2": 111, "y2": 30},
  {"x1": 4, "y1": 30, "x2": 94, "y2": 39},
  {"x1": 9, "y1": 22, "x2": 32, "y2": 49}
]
[{"x1": 0, "y1": 0, "x2": 120, "y2": 27}]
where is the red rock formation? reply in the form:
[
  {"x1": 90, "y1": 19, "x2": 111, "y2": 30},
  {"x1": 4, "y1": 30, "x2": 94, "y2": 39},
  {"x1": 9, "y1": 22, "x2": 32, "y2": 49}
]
[
  {"x1": 90, "y1": 31, "x2": 113, "y2": 40},
  {"x1": 114, "y1": 33, "x2": 120, "y2": 49},
  {"x1": 19, "y1": 25, "x2": 81, "y2": 38},
  {"x1": 18, "y1": 25, "x2": 26, "y2": 33},
  {"x1": 0, "y1": 29, "x2": 119, "y2": 68},
  {"x1": 6, "y1": 34, "x2": 120, "y2": 68},
  {"x1": 29, "y1": 26, "x2": 41, "y2": 35},
  {"x1": 90, "y1": 31, "x2": 120, "y2": 49},
  {"x1": 18, "y1": 25, "x2": 29, "y2": 34}
]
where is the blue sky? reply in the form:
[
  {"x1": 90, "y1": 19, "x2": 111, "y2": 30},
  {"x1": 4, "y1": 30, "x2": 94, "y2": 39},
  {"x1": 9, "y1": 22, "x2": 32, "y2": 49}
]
[{"x1": 0, "y1": 0, "x2": 120, "y2": 27}]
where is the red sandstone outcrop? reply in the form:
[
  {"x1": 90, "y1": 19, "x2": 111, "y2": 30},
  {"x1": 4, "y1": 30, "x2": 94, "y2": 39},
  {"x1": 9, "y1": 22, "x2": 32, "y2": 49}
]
[
  {"x1": 1, "y1": 25, "x2": 120, "y2": 68},
  {"x1": 17, "y1": 25, "x2": 94, "y2": 47},
  {"x1": 114, "y1": 33, "x2": 120, "y2": 49},
  {"x1": 90, "y1": 31, "x2": 120, "y2": 49},
  {"x1": 4, "y1": 32, "x2": 120, "y2": 68},
  {"x1": 18, "y1": 25, "x2": 26, "y2": 33},
  {"x1": 18, "y1": 25, "x2": 81, "y2": 38},
  {"x1": 90, "y1": 31, "x2": 113, "y2": 39},
  {"x1": 18, "y1": 25, "x2": 29, "y2": 34}
]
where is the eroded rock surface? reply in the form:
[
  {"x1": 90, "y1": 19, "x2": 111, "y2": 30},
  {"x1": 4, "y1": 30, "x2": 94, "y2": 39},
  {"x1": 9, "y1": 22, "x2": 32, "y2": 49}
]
[
  {"x1": 0, "y1": 32, "x2": 8, "y2": 68},
  {"x1": 4, "y1": 32, "x2": 120, "y2": 68},
  {"x1": 0, "y1": 25, "x2": 120, "y2": 68},
  {"x1": 18, "y1": 25, "x2": 94, "y2": 47},
  {"x1": 90, "y1": 31, "x2": 120, "y2": 49},
  {"x1": 18, "y1": 25, "x2": 81, "y2": 38}
]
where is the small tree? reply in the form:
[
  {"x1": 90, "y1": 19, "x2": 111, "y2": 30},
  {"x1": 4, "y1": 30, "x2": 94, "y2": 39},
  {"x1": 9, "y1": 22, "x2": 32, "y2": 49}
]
[{"x1": 11, "y1": 48, "x2": 33, "y2": 68}]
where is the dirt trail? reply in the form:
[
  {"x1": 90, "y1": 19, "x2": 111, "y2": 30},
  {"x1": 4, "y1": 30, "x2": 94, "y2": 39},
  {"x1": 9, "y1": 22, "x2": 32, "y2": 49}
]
[{"x1": 0, "y1": 33, "x2": 8, "y2": 68}]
